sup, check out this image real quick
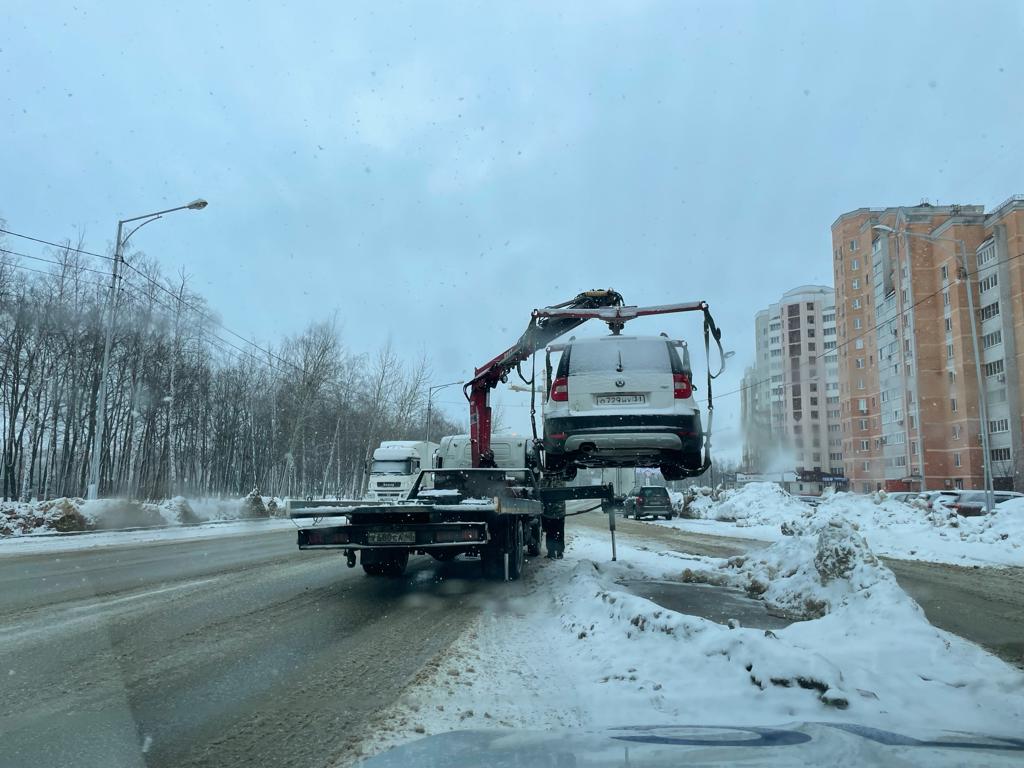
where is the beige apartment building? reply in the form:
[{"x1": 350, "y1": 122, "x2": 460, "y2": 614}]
[
  {"x1": 831, "y1": 196, "x2": 1024, "y2": 493},
  {"x1": 741, "y1": 285, "x2": 843, "y2": 492}
]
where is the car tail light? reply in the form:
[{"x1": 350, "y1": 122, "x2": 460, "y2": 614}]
[
  {"x1": 673, "y1": 373, "x2": 692, "y2": 399},
  {"x1": 550, "y1": 376, "x2": 569, "y2": 402},
  {"x1": 637, "y1": 496, "x2": 644, "y2": 505}
]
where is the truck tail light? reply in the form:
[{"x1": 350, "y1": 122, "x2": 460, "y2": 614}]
[
  {"x1": 673, "y1": 373, "x2": 692, "y2": 399},
  {"x1": 550, "y1": 376, "x2": 569, "y2": 402}
]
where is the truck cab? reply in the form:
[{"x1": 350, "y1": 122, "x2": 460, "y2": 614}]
[
  {"x1": 434, "y1": 433, "x2": 534, "y2": 470},
  {"x1": 365, "y1": 440, "x2": 439, "y2": 501}
]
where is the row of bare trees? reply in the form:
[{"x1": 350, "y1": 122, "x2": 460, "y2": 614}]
[{"x1": 0, "y1": 229, "x2": 461, "y2": 502}]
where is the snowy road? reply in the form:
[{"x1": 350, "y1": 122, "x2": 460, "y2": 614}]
[{"x1": 0, "y1": 528, "x2": 490, "y2": 768}]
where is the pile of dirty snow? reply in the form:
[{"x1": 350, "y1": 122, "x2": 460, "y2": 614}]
[
  {"x1": 0, "y1": 494, "x2": 283, "y2": 537},
  {"x1": 356, "y1": 528, "x2": 1024, "y2": 760},
  {"x1": 683, "y1": 516, "x2": 893, "y2": 619}
]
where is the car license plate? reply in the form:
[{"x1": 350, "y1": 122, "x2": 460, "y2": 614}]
[
  {"x1": 367, "y1": 531, "x2": 416, "y2": 544},
  {"x1": 595, "y1": 394, "x2": 646, "y2": 405}
]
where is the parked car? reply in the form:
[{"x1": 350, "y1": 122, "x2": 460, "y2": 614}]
[
  {"x1": 886, "y1": 492, "x2": 918, "y2": 504},
  {"x1": 543, "y1": 335, "x2": 703, "y2": 481},
  {"x1": 796, "y1": 494, "x2": 821, "y2": 507},
  {"x1": 916, "y1": 490, "x2": 960, "y2": 511},
  {"x1": 622, "y1": 485, "x2": 675, "y2": 520},
  {"x1": 950, "y1": 490, "x2": 1024, "y2": 516}
]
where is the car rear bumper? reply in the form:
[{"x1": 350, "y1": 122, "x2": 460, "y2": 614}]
[{"x1": 544, "y1": 413, "x2": 702, "y2": 457}]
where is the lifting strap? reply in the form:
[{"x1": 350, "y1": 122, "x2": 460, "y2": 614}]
[{"x1": 701, "y1": 306, "x2": 725, "y2": 474}]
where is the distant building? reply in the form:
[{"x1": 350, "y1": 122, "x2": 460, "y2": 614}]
[
  {"x1": 742, "y1": 285, "x2": 843, "y2": 493},
  {"x1": 831, "y1": 196, "x2": 1024, "y2": 493}
]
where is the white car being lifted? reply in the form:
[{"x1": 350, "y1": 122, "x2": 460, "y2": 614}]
[{"x1": 542, "y1": 334, "x2": 704, "y2": 481}]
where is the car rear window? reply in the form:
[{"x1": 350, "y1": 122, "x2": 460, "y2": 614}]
[
  {"x1": 568, "y1": 339, "x2": 671, "y2": 375},
  {"x1": 640, "y1": 487, "x2": 669, "y2": 499},
  {"x1": 957, "y1": 492, "x2": 985, "y2": 503}
]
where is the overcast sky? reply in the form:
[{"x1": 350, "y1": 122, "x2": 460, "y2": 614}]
[{"x1": 2, "y1": 1, "x2": 1022, "y2": 458}]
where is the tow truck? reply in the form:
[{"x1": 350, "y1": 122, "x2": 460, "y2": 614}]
[{"x1": 289, "y1": 288, "x2": 724, "y2": 580}]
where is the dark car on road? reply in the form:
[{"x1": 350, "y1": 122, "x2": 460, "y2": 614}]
[{"x1": 622, "y1": 485, "x2": 675, "y2": 520}]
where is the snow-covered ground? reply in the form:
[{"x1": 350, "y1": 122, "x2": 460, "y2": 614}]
[
  {"x1": 661, "y1": 483, "x2": 1024, "y2": 566},
  {"x1": 0, "y1": 518, "x2": 299, "y2": 554},
  {"x1": 358, "y1": 523, "x2": 1024, "y2": 758}
]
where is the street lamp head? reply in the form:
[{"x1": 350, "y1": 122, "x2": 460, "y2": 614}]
[
  {"x1": 187, "y1": 199, "x2": 208, "y2": 210},
  {"x1": 872, "y1": 224, "x2": 896, "y2": 233}
]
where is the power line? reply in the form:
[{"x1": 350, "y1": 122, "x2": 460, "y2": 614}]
[
  {"x1": 117, "y1": 277, "x2": 293, "y2": 376},
  {"x1": 0, "y1": 228, "x2": 113, "y2": 260},
  {"x1": 0, "y1": 246, "x2": 114, "y2": 278},
  {"x1": 0, "y1": 260, "x2": 111, "y2": 291},
  {"x1": 1, "y1": 225, "x2": 301, "y2": 375}
]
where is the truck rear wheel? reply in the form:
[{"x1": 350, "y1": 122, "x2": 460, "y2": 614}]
[
  {"x1": 362, "y1": 548, "x2": 409, "y2": 577},
  {"x1": 507, "y1": 519, "x2": 525, "y2": 581},
  {"x1": 526, "y1": 519, "x2": 541, "y2": 557}
]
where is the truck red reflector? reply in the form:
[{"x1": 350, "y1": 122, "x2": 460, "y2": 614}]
[
  {"x1": 673, "y1": 373, "x2": 692, "y2": 399},
  {"x1": 550, "y1": 376, "x2": 569, "y2": 402}
]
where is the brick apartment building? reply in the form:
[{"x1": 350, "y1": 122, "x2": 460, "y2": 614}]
[
  {"x1": 741, "y1": 285, "x2": 843, "y2": 492},
  {"x1": 831, "y1": 197, "x2": 1024, "y2": 493}
]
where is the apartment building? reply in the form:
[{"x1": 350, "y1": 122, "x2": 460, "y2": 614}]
[
  {"x1": 831, "y1": 196, "x2": 1024, "y2": 493},
  {"x1": 741, "y1": 286, "x2": 843, "y2": 490}
]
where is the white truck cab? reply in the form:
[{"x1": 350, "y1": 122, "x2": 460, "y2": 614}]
[
  {"x1": 435, "y1": 433, "x2": 533, "y2": 470},
  {"x1": 365, "y1": 440, "x2": 439, "y2": 501}
]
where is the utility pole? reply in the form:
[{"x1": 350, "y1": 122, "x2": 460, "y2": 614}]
[
  {"x1": 957, "y1": 238, "x2": 995, "y2": 513},
  {"x1": 424, "y1": 381, "x2": 461, "y2": 446}
]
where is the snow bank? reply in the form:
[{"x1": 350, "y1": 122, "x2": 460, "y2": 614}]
[
  {"x1": 1, "y1": 494, "x2": 283, "y2": 537},
  {"x1": 683, "y1": 516, "x2": 893, "y2": 619},
  {"x1": 654, "y1": 483, "x2": 1024, "y2": 566},
  {"x1": 359, "y1": 528, "x2": 1024, "y2": 758}
]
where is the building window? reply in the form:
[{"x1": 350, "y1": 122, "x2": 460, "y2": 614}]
[
  {"x1": 806, "y1": 302, "x2": 814, "y2": 311},
  {"x1": 954, "y1": 479, "x2": 964, "y2": 490},
  {"x1": 823, "y1": 313, "x2": 835, "y2": 323},
  {"x1": 851, "y1": 258, "x2": 860, "y2": 270},
  {"x1": 850, "y1": 239, "x2": 858, "y2": 252},
  {"x1": 982, "y1": 330, "x2": 1002, "y2": 349},
  {"x1": 980, "y1": 301, "x2": 1000, "y2": 321},
  {"x1": 857, "y1": 378, "x2": 865, "y2": 390},
  {"x1": 946, "y1": 343, "x2": 954, "y2": 360},
  {"x1": 950, "y1": 398, "x2": 958, "y2": 412},
  {"x1": 979, "y1": 273, "x2": 999, "y2": 292},
  {"x1": 952, "y1": 425, "x2": 960, "y2": 440},
  {"x1": 990, "y1": 418, "x2": 1009, "y2": 433},
  {"x1": 862, "y1": 461, "x2": 870, "y2": 472},
  {"x1": 852, "y1": 279, "x2": 860, "y2": 290},
  {"x1": 855, "y1": 358, "x2": 865, "y2": 369},
  {"x1": 954, "y1": 452, "x2": 962, "y2": 468},
  {"x1": 977, "y1": 242, "x2": 997, "y2": 267},
  {"x1": 858, "y1": 398, "x2": 867, "y2": 412},
  {"x1": 944, "y1": 317, "x2": 952, "y2": 332},
  {"x1": 852, "y1": 298, "x2": 861, "y2": 309},
  {"x1": 853, "y1": 317, "x2": 862, "y2": 330},
  {"x1": 942, "y1": 291, "x2": 950, "y2": 306},
  {"x1": 991, "y1": 448, "x2": 1012, "y2": 462},
  {"x1": 984, "y1": 359, "x2": 1005, "y2": 377}
]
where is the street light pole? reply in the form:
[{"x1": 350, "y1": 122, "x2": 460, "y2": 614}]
[
  {"x1": 956, "y1": 238, "x2": 995, "y2": 513},
  {"x1": 874, "y1": 225, "x2": 994, "y2": 512},
  {"x1": 87, "y1": 199, "x2": 208, "y2": 500},
  {"x1": 424, "y1": 381, "x2": 462, "y2": 446}
]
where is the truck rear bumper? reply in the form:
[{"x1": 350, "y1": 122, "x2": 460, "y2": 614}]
[{"x1": 298, "y1": 522, "x2": 489, "y2": 550}]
